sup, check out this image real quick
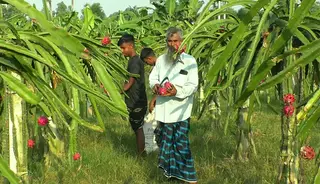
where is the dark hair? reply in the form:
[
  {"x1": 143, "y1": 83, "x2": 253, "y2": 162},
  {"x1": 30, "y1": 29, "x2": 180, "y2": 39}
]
[
  {"x1": 140, "y1": 47, "x2": 155, "y2": 61},
  {"x1": 117, "y1": 34, "x2": 135, "y2": 46}
]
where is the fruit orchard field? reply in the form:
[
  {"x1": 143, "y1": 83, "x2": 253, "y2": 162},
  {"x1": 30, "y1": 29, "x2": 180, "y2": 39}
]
[
  {"x1": 1, "y1": 0, "x2": 320, "y2": 183},
  {"x1": 26, "y1": 100, "x2": 319, "y2": 184}
]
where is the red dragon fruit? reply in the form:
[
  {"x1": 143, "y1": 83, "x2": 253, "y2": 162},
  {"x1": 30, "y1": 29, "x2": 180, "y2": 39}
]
[
  {"x1": 158, "y1": 87, "x2": 167, "y2": 95},
  {"x1": 164, "y1": 82, "x2": 172, "y2": 89},
  {"x1": 101, "y1": 36, "x2": 111, "y2": 45},
  {"x1": 38, "y1": 116, "x2": 49, "y2": 126}
]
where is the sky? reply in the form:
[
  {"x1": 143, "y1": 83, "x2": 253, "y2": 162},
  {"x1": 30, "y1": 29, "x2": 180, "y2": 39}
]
[
  {"x1": 25, "y1": 0, "x2": 318, "y2": 17},
  {"x1": 26, "y1": 0, "x2": 176, "y2": 16},
  {"x1": 25, "y1": 0, "x2": 211, "y2": 16}
]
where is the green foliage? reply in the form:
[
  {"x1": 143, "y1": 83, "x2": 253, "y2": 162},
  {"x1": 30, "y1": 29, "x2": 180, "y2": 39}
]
[
  {"x1": 0, "y1": 71, "x2": 41, "y2": 105},
  {"x1": 0, "y1": 0, "x2": 320, "y2": 183},
  {"x1": 1, "y1": 4, "x2": 20, "y2": 19},
  {"x1": 0, "y1": 156, "x2": 20, "y2": 184},
  {"x1": 54, "y1": 1, "x2": 72, "y2": 17},
  {"x1": 81, "y1": 3, "x2": 106, "y2": 20}
]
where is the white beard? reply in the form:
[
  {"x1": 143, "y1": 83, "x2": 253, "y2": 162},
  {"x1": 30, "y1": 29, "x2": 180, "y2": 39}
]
[{"x1": 166, "y1": 45, "x2": 178, "y2": 62}]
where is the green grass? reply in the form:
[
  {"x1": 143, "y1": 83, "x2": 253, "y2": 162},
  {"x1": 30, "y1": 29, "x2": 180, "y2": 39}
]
[{"x1": 26, "y1": 102, "x2": 319, "y2": 184}]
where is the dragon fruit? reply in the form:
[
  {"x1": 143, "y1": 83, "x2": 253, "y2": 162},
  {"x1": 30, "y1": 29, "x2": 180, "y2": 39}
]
[
  {"x1": 28, "y1": 139, "x2": 35, "y2": 148},
  {"x1": 283, "y1": 94, "x2": 295, "y2": 104},
  {"x1": 283, "y1": 105, "x2": 294, "y2": 117},
  {"x1": 38, "y1": 116, "x2": 49, "y2": 126},
  {"x1": 174, "y1": 44, "x2": 186, "y2": 54},
  {"x1": 164, "y1": 82, "x2": 172, "y2": 89},
  {"x1": 73, "y1": 153, "x2": 81, "y2": 161},
  {"x1": 101, "y1": 36, "x2": 111, "y2": 45},
  {"x1": 300, "y1": 146, "x2": 316, "y2": 160},
  {"x1": 158, "y1": 87, "x2": 167, "y2": 95},
  {"x1": 157, "y1": 81, "x2": 174, "y2": 95}
]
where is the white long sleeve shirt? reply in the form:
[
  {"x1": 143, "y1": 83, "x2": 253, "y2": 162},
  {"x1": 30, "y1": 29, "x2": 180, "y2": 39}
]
[{"x1": 149, "y1": 53, "x2": 198, "y2": 123}]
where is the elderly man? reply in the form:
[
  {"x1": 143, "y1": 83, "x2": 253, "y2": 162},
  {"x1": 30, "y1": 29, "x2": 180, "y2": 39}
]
[{"x1": 149, "y1": 27, "x2": 198, "y2": 183}]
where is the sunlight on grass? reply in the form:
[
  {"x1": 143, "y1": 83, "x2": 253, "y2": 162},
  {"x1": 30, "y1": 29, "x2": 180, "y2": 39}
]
[{"x1": 29, "y1": 105, "x2": 319, "y2": 184}]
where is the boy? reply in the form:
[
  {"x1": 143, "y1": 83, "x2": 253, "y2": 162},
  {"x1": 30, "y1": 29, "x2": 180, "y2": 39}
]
[
  {"x1": 140, "y1": 47, "x2": 157, "y2": 66},
  {"x1": 140, "y1": 48, "x2": 157, "y2": 113},
  {"x1": 118, "y1": 34, "x2": 147, "y2": 155}
]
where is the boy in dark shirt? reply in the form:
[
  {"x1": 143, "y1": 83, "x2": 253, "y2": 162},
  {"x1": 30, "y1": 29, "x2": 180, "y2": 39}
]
[
  {"x1": 140, "y1": 48, "x2": 157, "y2": 113},
  {"x1": 140, "y1": 47, "x2": 157, "y2": 66},
  {"x1": 118, "y1": 34, "x2": 148, "y2": 155}
]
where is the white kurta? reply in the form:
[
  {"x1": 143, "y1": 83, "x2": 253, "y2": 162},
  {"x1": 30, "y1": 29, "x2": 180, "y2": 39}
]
[{"x1": 149, "y1": 53, "x2": 198, "y2": 123}]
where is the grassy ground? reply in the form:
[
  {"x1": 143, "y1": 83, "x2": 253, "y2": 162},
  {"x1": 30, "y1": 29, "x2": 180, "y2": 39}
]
[{"x1": 27, "y1": 102, "x2": 319, "y2": 184}]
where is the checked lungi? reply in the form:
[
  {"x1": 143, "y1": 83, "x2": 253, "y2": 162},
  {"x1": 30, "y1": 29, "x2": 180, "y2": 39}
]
[{"x1": 157, "y1": 118, "x2": 197, "y2": 183}]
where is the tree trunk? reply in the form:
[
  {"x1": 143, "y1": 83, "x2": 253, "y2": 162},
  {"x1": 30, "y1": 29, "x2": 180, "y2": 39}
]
[
  {"x1": 46, "y1": 0, "x2": 52, "y2": 17},
  {"x1": 8, "y1": 72, "x2": 28, "y2": 183},
  {"x1": 278, "y1": 72, "x2": 299, "y2": 184},
  {"x1": 68, "y1": 88, "x2": 80, "y2": 165},
  {"x1": 209, "y1": 92, "x2": 221, "y2": 129},
  {"x1": 71, "y1": 0, "x2": 75, "y2": 11},
  {"x1": 8, "y1": 93, "x2": 17, "y2": 174},
  {"x1": 278, "y1": 110, "x2": 299, "y2": 184},
  {"x1": 2, "y1": 85, "x2": 10, "y2": 184},
  {"x1": 233, "y1": 99, "x2": 257, "y2": 161},
  {"x1": 42, "y1": 80, "x2": 67, "y2": 167},
  {"x1": 314, "y1": 159, "x2": 320, "y2": 184}
]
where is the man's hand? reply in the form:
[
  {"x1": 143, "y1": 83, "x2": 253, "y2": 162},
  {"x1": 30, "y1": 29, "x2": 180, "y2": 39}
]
[
  {"x1": 149, "y1": 97, "x2": 156, "y2": 113},
  {"x1": 123, "y1": 77, "x2": 135, "y2": 92},
  {"x1": 152, "y1": 84, "x2": 160, "y2": 94},
  {"x1": 161, "y1": 84, "x2": 177, "y2": 97}
]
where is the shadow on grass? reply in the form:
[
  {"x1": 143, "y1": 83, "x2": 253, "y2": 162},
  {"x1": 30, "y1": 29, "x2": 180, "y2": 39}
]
[{"x1": 104, "y1": 125, "x2": 137, "y2": 158}]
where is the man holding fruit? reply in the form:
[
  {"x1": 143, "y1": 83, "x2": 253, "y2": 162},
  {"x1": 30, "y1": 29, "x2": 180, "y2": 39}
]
[{"x1": 149, "y1": 27, "x2": 198, "y2": 183}]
